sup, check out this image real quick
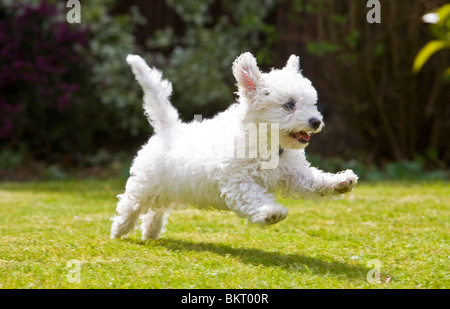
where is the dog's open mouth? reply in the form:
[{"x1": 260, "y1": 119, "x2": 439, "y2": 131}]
[{"x1": 290, "y1": 131, "x2": 311, "y2": 144}]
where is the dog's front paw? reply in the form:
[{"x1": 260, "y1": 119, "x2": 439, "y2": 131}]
[
  {"x1": 251, "y1": 205, "x2": 288, "y2": 226},
  {"x1": 334, "y1": 170, "x2": 358, "y2": 194},
  {"x1": 334, "y1": 178, "x2": 356, "y2": 193}
]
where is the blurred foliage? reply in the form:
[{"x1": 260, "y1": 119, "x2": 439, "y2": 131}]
[
  {"x1": 413, "y1": 4, "x2": 450, "y2": 79},
  {"x1": 308, "y1": 155, "x2": 448, "y2": 182},
  {"x1": 0, "y1": 0, "x2": 277, "y2": 167},
  {"x1": 81, "y1": 0, "x2": 148, "y2": 137},
  {"x1": 291, "y1": 0, "x2": 450, "y2": 168},
  {"x1": 0, "y1": 0, "x2": 147, "y2": 164},
  {"x1": 0, "y1": 1, "x2": 91, "y2": 160},
  {"x1": 147, "y1": 0, "x2": 276, "y2": 119},
  {"x1": 0, "y1": 0, "x2": 448, "y2": 178}
]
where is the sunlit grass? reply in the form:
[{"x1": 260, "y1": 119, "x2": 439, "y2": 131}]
[{"x1": 0, "y1": 180, "x2": 448, "y2": 288}]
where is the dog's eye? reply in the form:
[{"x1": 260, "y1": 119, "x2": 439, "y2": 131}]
[{"x1": 283, "y1": 101, "x2": 296, "y2": 111}]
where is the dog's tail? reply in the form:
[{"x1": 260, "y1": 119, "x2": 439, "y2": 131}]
[{"x1": 126, "y1": 54, "x2": 179, "y2": 132}]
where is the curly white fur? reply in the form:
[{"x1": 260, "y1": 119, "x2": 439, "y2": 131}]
[{"x1": 111, "y1": 52, "x2": 358, "y2": 240}]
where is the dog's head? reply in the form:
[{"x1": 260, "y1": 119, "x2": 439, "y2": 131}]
[{"x1": 232, "y1": 52, "x2": 323, "y2": 150}]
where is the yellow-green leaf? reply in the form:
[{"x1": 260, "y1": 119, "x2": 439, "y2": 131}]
[
  {"x1": 436, "y1": 4, "x2": 450, "y2": 27},
  {"x1": 413, "y1": 40, "x2": 450, "y2": 73}
]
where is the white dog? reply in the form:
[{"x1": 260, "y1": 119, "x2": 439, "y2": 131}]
[{"x1": 111, "y1": 52, "x2": 358, "y2": 240}]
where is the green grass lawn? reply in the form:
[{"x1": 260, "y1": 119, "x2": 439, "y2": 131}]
[{"x1": 0, "y1": 179, "x2": 448, "y2": 288}]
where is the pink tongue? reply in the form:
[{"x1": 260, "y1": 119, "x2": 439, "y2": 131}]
[{"x1": 294, "y1": 132, "x2": 310, "y2": 141}]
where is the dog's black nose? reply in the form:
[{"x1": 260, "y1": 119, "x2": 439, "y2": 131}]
[{"x1": 309, "y1": 117, "x2": 322, "y2": 130}]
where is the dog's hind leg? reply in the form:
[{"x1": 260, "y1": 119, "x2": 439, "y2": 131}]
[
  {"x1": 110, "y1": 193, "x2": 143, "y2": 239},
  {"x1": 140, "y1": 209, "x2": 169, "y2": 240}
]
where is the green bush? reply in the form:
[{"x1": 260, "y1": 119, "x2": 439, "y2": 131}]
[
  {"x1": 147, "y1": 0, "x2": 277, "y2": 120},
  {"x1": 81, "y1": 0, "x2": 148, "y2": 137}
]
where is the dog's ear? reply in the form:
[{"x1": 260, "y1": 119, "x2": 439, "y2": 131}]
[
  {"x1": 232, "y1": 52, "x2": 261, "y2": 96},
  {"x1": 285, "y1": 55, "x2": 301, "y2": 73}
]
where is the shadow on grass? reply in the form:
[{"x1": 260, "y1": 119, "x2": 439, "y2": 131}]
[{"x1": 153, "y1": 238, "x2": 368, "y2": 281}]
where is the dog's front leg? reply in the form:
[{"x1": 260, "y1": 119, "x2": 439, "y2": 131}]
[
  {"x1": 219, "y1": 180, "x2": 288, "y2": 225},
  {"x1": 311, "y1": 167, "x2": 358, "y2": 196},
  {"x1": 283, "y1": 166, "x2": 358, "y2": 198}
]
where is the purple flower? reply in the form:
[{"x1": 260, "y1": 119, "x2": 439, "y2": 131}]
[{"x1": 0, "y1": 0, "x2": 91, "y2": 140}]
